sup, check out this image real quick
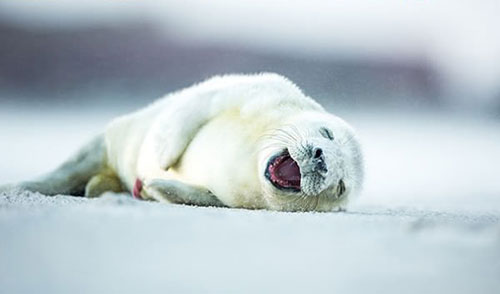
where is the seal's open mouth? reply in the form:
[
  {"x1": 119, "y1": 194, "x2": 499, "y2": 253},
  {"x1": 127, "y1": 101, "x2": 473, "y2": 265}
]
[{"x1": 265, "y1": 152, "x2": 301, "y2": 192}]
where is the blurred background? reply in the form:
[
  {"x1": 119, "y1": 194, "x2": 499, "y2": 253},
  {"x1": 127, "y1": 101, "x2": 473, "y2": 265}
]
[{"x1": 1, "y1": 0, "x2": 500, "y2": 209}]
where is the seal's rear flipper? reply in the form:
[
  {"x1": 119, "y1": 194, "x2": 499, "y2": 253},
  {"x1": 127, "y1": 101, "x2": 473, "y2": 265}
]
[
  {"x1": 16, "y1": 135, "x2": 112, "y2": 196},
  {"x1": 144, "y1": 179, "x2": 226, "y2": 207}
]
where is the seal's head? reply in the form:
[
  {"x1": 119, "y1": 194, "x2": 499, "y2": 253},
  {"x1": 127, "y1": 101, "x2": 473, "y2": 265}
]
[{"x1": 258, "y1": 111, "x2": 363, "y2": 212}]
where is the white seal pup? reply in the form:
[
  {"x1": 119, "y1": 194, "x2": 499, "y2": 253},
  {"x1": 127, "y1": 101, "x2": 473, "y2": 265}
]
[{"x1": 6, "y1": 73, "x2": 363, "y2": 212}]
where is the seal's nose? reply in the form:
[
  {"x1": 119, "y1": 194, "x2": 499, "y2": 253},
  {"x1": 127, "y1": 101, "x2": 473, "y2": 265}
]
[
  {"x1": 311, "y1": 147, "x2": 327, "y2": 174},
  {"x1": 313, "y1": 147, "x2": 323, "y2": 159}
]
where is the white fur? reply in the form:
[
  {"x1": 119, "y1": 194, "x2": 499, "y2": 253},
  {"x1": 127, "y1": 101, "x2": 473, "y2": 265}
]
[
  {"x1": 104, "y1": 73, "x2": 363, "y2": 211},
  {"x1": 106, "y1": 73, "x2": 321, "y2": 189}
]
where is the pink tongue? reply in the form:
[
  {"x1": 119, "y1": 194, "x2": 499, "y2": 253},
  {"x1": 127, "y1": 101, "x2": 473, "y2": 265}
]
[{"x1": 276, "y1": 156, "x2": 301, "y2": 182}]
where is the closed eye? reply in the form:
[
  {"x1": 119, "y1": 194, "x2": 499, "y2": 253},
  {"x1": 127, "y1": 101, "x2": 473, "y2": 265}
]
[{"x1": 319, "y1": 127, "x2": 334, "y2": 140}]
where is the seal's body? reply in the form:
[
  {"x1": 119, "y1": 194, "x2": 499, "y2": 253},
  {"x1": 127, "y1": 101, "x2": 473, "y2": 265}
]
[{"x1": 9, "y1": 74, "x2": 363, "y2": 212}]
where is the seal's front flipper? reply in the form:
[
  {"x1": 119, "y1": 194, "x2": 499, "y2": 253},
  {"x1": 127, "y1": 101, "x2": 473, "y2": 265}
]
[{"x1": 144, "y1": 179, "x2": 226, "y2": 207}]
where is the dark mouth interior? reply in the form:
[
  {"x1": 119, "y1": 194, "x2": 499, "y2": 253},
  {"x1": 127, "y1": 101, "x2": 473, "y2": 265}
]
[{"x1": 265, "y1": 152, "x2": 301, "y2": 191}]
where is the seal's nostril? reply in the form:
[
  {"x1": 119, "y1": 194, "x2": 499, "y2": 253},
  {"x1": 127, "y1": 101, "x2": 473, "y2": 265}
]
[{"x1": 313, "y1": 148, "x2": 323, "y2": 159}]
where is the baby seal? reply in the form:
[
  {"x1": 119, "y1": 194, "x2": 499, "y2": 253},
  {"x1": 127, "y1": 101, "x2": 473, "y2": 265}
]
[{"x1": 8, "y1": 73, "x2": 364, "y2": 212}]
